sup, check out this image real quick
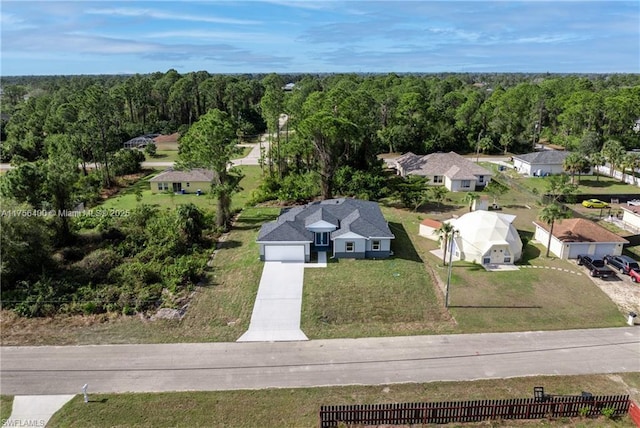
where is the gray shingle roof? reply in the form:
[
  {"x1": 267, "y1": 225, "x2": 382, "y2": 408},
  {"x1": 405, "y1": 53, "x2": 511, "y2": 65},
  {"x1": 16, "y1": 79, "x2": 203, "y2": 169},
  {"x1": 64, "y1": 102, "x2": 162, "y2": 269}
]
[
  {"x1": 513, "y1": 151, "x2": 571, "y2": 165},
  {"x1": 150, "y1": 168, "x2": 214, "y2": 182},
  {"x1": 395, "y1": 152, "x2": 492, "y2": 178},
  {"x1": 257, "y1": 198, "x2": 394, "y2": 242}
]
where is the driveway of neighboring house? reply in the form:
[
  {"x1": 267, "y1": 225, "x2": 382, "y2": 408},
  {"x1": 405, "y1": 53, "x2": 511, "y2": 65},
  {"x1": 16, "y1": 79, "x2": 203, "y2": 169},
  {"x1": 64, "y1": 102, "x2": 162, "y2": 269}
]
[{"x1": 237, "y1": 261, "x2": 308, "y2": 342}]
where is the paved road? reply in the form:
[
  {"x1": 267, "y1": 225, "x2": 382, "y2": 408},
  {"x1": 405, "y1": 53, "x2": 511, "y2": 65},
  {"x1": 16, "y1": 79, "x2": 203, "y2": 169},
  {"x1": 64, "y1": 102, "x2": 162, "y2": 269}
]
[{"x1": 1, "y1": 327, "x2": 638, "y2": 395}]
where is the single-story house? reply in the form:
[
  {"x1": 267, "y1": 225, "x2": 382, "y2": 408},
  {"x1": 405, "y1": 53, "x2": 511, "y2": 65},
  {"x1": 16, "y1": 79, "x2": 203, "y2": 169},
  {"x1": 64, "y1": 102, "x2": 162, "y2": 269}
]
[
  {"x1": 533, "y1": 218, "x2": 628, "y2": 259},
  {"x1": 394, "y1": 151, "x2": 492, "y2": 192},
  {"x1": 149, "y1": 168, "x2": 213, "y2": 194},
  {"x1": 418, "y1": 218, "x2": 443, "y2": 241},
  {"x1": 256, "y1": 198, "x2": 395, "y2": 262},
  {"x1": 512, "y1": 151, "x2": 590, "y2": 176},
  {"x1": 621, "y1": 206, "x2": 640, "y2": 231},
  {"x1": 447, "y1": 211, "x2": 523, "y2": 265}
]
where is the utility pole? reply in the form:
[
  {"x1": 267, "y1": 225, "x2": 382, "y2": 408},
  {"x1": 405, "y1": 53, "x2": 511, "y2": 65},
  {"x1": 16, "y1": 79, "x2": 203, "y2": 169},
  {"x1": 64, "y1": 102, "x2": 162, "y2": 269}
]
[{"x1": 445, "y1": 230, "x2": 456, "y2": 308}]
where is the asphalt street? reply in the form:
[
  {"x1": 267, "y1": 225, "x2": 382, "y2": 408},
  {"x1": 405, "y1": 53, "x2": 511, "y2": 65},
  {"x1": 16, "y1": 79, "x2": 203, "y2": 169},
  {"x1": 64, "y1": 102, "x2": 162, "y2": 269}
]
[{"x1": 1, "y1": 327, "x2": 638, "y2": 395}]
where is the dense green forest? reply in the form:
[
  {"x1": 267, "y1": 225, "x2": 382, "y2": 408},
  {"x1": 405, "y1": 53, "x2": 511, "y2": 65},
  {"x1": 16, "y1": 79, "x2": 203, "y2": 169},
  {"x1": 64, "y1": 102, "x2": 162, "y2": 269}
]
[{"x1": 1, "y1": 71, "x2": 639, "y2": 317}]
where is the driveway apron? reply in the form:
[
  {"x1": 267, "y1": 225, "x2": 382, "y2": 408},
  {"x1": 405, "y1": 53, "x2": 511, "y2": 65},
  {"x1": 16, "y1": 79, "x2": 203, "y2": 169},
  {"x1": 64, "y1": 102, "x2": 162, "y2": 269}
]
[{"x1": 237, "y1": 262, "x2": 308, "y2": 342}]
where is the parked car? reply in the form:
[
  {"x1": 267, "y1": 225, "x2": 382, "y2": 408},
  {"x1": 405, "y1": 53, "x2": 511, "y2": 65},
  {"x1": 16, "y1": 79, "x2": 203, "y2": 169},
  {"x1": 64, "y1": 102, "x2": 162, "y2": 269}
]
[
  {"x1": 582, "y1": 199, "x2": 609, "y2": 209},
  {"x1": 629, "y1": 268, "x2": 640, "y2": 283},
  {"x1": 603, "y1": 255, "x2": 640, "y2": 274},
  {"x1": 577, "y1": 255, "x2": 615, "y2": 278},
  {"x1": 627, "y1": 199, "x2": 640, "y2": 207}
]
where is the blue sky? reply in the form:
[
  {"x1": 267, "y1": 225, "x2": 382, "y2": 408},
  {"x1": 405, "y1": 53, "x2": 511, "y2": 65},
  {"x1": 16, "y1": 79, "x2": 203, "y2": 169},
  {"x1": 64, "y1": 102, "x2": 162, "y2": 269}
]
[{"x1": 1, "y1": 1, "x2": 639, "y2": 76}]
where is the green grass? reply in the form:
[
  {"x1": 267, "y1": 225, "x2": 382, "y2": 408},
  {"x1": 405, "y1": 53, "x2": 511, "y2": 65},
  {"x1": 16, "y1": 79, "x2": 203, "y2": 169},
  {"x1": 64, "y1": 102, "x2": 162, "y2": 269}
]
[
  {"x1": 0, "y1": 395, "x2": 13, "y2": 423},
  {"x1": 47, "y1": 374, "x2": 637, "y2": 427},
  {"x1": 0, "y1": 206, "x2": 279, "y2": 345},
  {"x1": 99, "y1": 166, "x2": 263, "y2": 213},
  {"x1": 302, "y1": 206, "x2": 451, "y2": 338},
  {"x1": 521, "y1": 175, "x2": 640, "y2": 196},
  {"x1": 144, "y1": 150, "x2": 180, "y2": 162}
]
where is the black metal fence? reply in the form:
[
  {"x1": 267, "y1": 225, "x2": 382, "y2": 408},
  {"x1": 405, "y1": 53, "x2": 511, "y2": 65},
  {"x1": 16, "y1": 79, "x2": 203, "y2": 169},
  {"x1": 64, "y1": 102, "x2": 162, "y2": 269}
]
[{"x1": 319, "y1": 394, "x2": 630, "y2": 427}]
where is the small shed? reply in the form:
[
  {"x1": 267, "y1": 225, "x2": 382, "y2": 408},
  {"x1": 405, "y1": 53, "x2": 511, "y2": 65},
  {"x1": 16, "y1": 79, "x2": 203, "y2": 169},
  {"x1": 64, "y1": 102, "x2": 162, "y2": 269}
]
[{"x1": 419, "y1": 218, "x2": 443, "y2": 241}]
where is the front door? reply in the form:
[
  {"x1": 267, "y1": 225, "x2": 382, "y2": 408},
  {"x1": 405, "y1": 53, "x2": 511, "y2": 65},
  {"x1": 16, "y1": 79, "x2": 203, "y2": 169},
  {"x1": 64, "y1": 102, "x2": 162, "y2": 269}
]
[
  {"x1": 172, "y1": 182, "x2": 182, "y2": 192},
  {"x1": 315, "y1": 232, "x2": 329, "y2": 247}
]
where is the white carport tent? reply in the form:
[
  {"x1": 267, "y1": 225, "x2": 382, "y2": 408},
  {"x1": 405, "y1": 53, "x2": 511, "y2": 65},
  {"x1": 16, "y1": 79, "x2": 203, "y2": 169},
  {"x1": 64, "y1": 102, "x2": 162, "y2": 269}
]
[{"x1": 263, "y1": 244, "x2": 306, "y2": 262}]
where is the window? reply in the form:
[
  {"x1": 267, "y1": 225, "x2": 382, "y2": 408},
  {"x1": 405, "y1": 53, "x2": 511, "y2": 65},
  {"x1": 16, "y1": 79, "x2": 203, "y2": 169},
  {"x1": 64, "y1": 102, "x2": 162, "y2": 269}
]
[
  {"x1": 159, "y1": 182, "x2": 169, "y2": 191},
  {"x1": 433, "y1": 175, "x2": 443, "y2": 183},
  {"x1": 372, "y1": 240, "x2": 381, "y2": 251},
  {"x1": 345, "y1": 242, "x2": 355, "y2": 252},
  {"x1": 483, "y1": 257, "x2": 491, "y2": 264},
  {"x1": 504, "y1": 257, "x2": 511, "y2": 263},
  {"x1": 478, "y1": 175, "x2": 484, "y2": 183},
  {"x1": 461, "y1": 180, "x2": 471, "y2": 188},
  {"x1": 186, "y1": 182, "x2": 190, "y2": 187}
]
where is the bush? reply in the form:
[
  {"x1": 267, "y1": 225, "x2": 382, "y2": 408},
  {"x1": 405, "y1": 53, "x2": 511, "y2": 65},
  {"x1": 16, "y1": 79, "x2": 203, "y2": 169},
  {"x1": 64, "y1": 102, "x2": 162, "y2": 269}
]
[
  {"x1": 276, "y1": 172, "x2": 319, "y2": 203},
  {"x1": 334, "y1": 166, "x2": 388, "y2": 200},
  {"x1": 144, "y1": 142, "x2": 157, "y2": 157},
  {"x1": 111, "y1": 149, "x2": 145, "y2": 176},
  {"x1": 72, "y1": 248, "x2": 122, "y2": 283}
]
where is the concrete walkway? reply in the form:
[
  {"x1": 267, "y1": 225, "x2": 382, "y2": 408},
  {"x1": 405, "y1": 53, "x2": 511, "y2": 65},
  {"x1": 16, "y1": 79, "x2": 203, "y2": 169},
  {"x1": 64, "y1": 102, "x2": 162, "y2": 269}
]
[
  {"x1": 237, "y1": 262, "x2": 308, "y2": 342},
  {"x1": 2, "y1": 395, "x2": 75, "y2": 428}
]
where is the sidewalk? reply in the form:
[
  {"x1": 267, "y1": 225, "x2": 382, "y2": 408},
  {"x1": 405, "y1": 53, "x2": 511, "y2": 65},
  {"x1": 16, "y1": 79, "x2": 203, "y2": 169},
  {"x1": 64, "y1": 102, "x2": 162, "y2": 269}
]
[{"x1": 2, "y1": 395, "x2": 75, "y2": 428}]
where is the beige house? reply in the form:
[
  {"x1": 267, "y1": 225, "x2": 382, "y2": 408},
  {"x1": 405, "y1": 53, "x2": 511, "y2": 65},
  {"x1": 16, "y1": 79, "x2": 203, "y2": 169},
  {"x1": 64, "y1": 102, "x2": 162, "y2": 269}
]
[
  {"x1": 394, "y1": 151, "x2": 492, "y2": 192},
  {"x1": 533, "y1": 218, "x2": 628, "y2": 259},
  {"x1": 149, "y1": 168, "x2": 213, "y2": 194}
]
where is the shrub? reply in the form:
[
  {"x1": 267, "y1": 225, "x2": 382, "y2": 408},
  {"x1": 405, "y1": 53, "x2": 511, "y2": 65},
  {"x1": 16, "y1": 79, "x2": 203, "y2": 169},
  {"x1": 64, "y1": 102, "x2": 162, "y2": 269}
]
[
  {"x1": 72, "y1": 248, "x2": 122, "y2": 283},
  {"x1": 111, "y1": 149, "x2": 145, "y2": 176},
  {"x1": 144, "y1": 142, "x2": 157, "y2": 157},
  {"x1": 276, "y1": 172, "x2": 319, "y2": 203}
]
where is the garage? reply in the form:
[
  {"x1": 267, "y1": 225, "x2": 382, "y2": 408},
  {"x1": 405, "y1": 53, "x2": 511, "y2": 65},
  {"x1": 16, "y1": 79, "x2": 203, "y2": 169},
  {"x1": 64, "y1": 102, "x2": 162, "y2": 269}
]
[{"x1": 264, "y1": 245, "x2": 306, "y2": 262}]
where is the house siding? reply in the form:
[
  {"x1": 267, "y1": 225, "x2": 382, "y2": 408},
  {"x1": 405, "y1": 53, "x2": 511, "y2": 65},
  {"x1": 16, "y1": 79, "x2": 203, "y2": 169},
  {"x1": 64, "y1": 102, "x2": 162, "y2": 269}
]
[
  {"x1": 151, "y1": 180, "x2": 210, "y2": 193},
  {"x1": 534, "y1": 224, "x2": 624, "y2": 259}
]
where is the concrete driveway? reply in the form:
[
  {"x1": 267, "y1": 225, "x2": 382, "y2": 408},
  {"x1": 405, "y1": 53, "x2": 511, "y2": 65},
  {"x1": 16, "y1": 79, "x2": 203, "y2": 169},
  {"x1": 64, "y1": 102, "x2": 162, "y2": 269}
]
[{"x1": 237, "y1": 262, "x2": 308, "y2": 342}]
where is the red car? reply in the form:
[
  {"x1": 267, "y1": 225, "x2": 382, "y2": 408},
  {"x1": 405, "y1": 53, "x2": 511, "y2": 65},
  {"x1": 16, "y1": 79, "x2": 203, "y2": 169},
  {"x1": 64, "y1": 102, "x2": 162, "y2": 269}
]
[{"x1": 629, "y1": 269, "x2": 640, "y2": 283}]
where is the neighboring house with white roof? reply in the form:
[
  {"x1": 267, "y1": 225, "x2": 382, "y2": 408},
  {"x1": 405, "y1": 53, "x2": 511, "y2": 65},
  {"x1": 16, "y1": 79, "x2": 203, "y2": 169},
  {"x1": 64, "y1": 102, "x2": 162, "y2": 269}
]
[
  {"x1": 149, "y1": 168, "x2": 213, "y2": 194},
  {"x1": 446, "y1": 211, "x2": 523, "y2": 265},
  {"x1": 393, "y1": 152, "x2": 492, "y2": 192},
  {"x1": 512, "y1": 151, "x2": 588, "y2": 176},
  {"x1": 256, "y1": 198, "x2": 395, "y2": 262}
]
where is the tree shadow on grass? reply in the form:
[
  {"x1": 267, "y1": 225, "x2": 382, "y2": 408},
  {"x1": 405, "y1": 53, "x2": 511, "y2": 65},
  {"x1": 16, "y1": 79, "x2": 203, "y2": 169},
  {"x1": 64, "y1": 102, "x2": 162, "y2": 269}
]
[
  {"x1": 519, "y1": 242, "x2": 542, "y2": 265},
  {"x1": 449, "y1": 305, "x2": 542, "y2": 309},
  {"x1": 388, "y1": 222, "x2": 423, "y2": 263},
  {"x1": 216, "y1": 240, "x2": 242, "y2": 250}
]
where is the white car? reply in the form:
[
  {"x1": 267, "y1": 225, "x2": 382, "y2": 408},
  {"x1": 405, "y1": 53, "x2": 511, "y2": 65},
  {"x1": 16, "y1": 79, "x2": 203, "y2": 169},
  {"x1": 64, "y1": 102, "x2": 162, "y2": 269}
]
[{"x1": 627, "y1": 200, "x2": 640, "y2": 206}]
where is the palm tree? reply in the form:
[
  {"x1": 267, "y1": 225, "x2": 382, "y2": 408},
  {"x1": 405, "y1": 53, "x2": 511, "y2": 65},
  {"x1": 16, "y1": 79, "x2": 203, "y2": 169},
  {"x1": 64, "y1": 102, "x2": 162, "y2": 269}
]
[
  {"x1": 539, "y1": 203, "x2": 572, "y2": 258},
  {"x1": 463, "y1": 192, "x2": 479, "y2": 212},
  {"x1": 562, "y1": 152, "x2": 588, "y2": 185},
  {"x1": 621, "y1": 153, "x2": 640, "y2": 184},
  {"x1": 436, "y1": 222, "x2": 454, "y2": 265},
  {"x1": 588, "y1": 152, "x2": 606, "y2": 181},
  {"x1": 602, "y1": 139, "x2": 625, "y2": 180}
]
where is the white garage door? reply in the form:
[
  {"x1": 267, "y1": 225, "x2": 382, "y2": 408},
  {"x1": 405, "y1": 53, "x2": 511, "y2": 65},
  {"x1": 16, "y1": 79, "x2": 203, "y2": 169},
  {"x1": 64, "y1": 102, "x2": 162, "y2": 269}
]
[{"x1": 264, "y1": 245, "x2": 305, "y2": 262}]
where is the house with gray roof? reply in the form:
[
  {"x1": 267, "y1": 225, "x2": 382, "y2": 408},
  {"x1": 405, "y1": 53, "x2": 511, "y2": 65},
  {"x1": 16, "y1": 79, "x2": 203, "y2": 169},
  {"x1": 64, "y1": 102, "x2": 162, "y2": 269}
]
[
  {"x1": 394, "y1": 151, "x2": 492, "y2": 192},
  {"x1": 256, "y1": 198, "x2": 395, "y2": 262},
  {"x1": 512, "y1": 151, "x2": 589, "y2": 176},
  {"x1": 149, "y1": 168, "x2": 213, "y2": 194}
]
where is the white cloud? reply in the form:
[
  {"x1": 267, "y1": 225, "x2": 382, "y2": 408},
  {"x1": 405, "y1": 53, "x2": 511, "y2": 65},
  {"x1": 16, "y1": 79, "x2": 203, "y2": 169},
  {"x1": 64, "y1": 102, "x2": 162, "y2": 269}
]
[
  {"x1": 85, "y1": 7, "x2": 260, "y2": 25},
  {"x1": 0, "y1": 12, "x2": 37, "y2": 30}
]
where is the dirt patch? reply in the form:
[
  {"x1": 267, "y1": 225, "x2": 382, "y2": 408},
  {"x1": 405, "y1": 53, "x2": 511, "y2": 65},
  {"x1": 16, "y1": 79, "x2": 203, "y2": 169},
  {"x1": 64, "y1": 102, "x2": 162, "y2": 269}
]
[{"x1": 574, "y1": 260, "x2": 640, "y2": 316}]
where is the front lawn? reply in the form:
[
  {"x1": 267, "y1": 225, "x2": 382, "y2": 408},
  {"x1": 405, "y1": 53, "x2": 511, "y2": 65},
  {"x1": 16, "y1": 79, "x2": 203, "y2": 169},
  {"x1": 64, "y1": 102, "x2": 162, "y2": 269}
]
[
  {"x1": 47, "y1": 374, "x2": 637, "y2": 427},
  {"x1": 99, "y1": 165, "x2": 263, "y2": 213},
  {"x1": 521, "y1": 175, "x2": 640, "y2": 196}
]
